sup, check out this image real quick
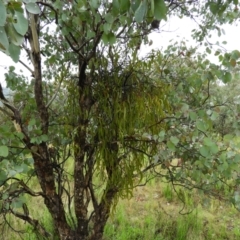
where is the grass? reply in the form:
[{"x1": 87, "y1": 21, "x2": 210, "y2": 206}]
[
  {"x1": 103, "y1": 181, "x2": 240, "y2": 240},
  {"x1": 2, "y1": 175, "x2": 240, "y2": 240}
]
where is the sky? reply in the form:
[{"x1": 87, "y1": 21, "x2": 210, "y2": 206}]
[
  {"x1": 140, "y1": 16, "x2": 240, "y2": 59},
  {"x1": 0, "y1": 16, "x2": 239, "y2": 87}
]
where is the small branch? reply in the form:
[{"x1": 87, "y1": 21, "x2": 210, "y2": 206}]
[
  {"x1": 11, "y1": 211, "x2": 51, "y2": 238},
  {"x1": 36, "y1": 1, "x2": 58, "y2": 24},
  {"x1": 46, "y1": 79, "x2": 62, "y2": 108},
  {"x1": 19, "y1": 60, "x2": 34, "y2": 76},
  {"x1": 0, "y1": 106, "x2": 12, "y2": 117},
  {"x1": 202, "y1": 78, "x2": 210, "y2": 105}
]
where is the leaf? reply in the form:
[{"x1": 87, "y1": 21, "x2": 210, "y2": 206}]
[
  {"x1": 25, "y1": 2, "x2": 41, "y2": 14},
  {"x1": 40, "y1": 134, "x2": 48, "y2": 142},
  {"x1": 8, "y1": 43, "x2": 20, "y2": 62},
  {"x1": 200, "y1": 146, "x2": 209, "y2": 157},
  {"x1": 101, "y1": 32, "x2": 116, "y2": 45},
  {"x1": 0, "y1": 146, "x2": 9, "y2": 157},
  {"x1": 108, "y1": 32, "x2": 116, "y2": 45},
  {"x1": 0, "y1": 26, "x2": 9, "y2": 50},
  {"x1": 206, "y1": 47, "x2": 211, "y2": 54},
  {"x1": 105, "y1": 13, "x2": 114, "y2": 24},
  {"x1": 222, "y1": 71, "x2": 232, "y2": 83},
  {"x1": 103, "y1": 23, "x2": 112, "y2": 33},
  {"x1": 154, "y1": 0, "x2": 167, "y2": 20},
  {"x1": 189, "y1": 111, "x2": 197, "y2": 121},
  {"x1": 87, "y1": 30, "x2": 95, "y2": 39},
  {"x1": 150, "y1": 0, "x2": 154, "y2": 14},
  {"x1": 13, "y1": 11, "x2": 28, "y2": 35},
  {"x1": 231, "y1": 50, "x2": 240, "y2": 60},
  {"x1": 203, "y1": 138, "x2": 214, "y2": 147},
  {"x1": 170, "y1": 136, "x2": 179, "y2": 146},
  {"x1": 6, "y1": 23, "x2": 24, "y2": 46},
  {"x1": 0, "y1": 1, "x2": 7, "y2": 26},
  {"x1": 112, "y1": 0, "x2": 119, "y2": 9},
  {"x1": 204, "y1": 138, "x2": 218, "y2": 154},
  {"x1": 209, "y1": 2, "x2": 218, "y2": 14},
  {"x1": 181, "y1": 103, "x2": 189, "y2": 112},
  {"x1": 119, "y1": 0, "x2": 130, "y2": 13},
  {"x1": 89, "y1": 0, "x2": 100, "y2": 9},
  {"x1": 0, "y1": 171, "x2": 7, "y2": 183},
  {"x1": 209, "y1": 144, "x2": 218, "y2": 154},
  {"x1": 102, "y1": 32, "x2": 109, "y2": 45},
  {"x1": 8, "y1": 169, "x2": 17, "y2": 177},
  {"x1": 12, "y1": 198, "x2": 24, "y2": 209},
  {"x1": 230, "y1": 59, "x2": 236, "y2": 67},
  {"x1": 167, "y1": 141, "x2": 175, "y2": 151},
  {"x1": 196, "y1": 120, "x2": 206, "y2": 131},
  {"x1": 134, "y1": 0, "x2": 147, "y2": 22},
  {"x1": 210, "y1": 111, "x2": 218, "y2": 121}
]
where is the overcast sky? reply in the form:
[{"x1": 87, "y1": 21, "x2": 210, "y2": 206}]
[
  {"x1": 0, "y1": 16, "x2": 239, "y2": 87},
  {"x1": 140, "y1": 16, "x2": 239, "y2": 58}
]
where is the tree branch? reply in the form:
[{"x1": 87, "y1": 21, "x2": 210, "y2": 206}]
[
  {"x1": 11, "y1": 210, "x2": 51, "y2": 238},
  {"x1": 19, "y1": 60, "x2": 34, "y2": 76}
]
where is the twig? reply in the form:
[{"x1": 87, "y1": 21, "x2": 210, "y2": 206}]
[{"x1": 19, "y1": 60, "x2": 34, "y2": 76}]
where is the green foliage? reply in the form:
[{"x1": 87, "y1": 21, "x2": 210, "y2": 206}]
[
  {"x1": 154, "y1": 0, "x2": 167, "y2": 20},
  {"x1": 0, "y1": 146, "x2": 8, "y2": 157},
  {"x1": 0, "y1": 0, "x2": 40, "y2": 62},
  {"x1": 1, "y1": 0, "x2": 240, "y2": 239}
]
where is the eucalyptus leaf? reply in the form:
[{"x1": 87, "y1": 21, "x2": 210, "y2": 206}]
[
  {"x1": 5, "y1": 23, "x2": 24, "y2": 46},
  {"x1": 0, "y1": 146, "x2": 9, "y2": 157},
  {"x1": 13, "y1": 11, "x2": 28, "y2": 35},
  {"x1": 89, "y1": 0, "x2": 100, "y2": 9},
  {"x1": 119, "y1": 0, "x2": 130, "y2": 13},
  {"x1": 222, "y1": 71, "x2": 232, "y2": 83},
  {"x1": 0, "y1": 1, "x2": 7, "y2": 26},
  {"x1": 8, "y1": 43, "x2": 20, "y2": 63},
  {"x1": 196, "y1": 120, "x2": 206, "y2": 132},
  {"x1": 167, "y1": 141, "x2": 175, "y2": 151},
  {"x1": 200, "y1": 146, "x2": 209, "y2": 157},
  {"x1": 105, "y1": 13, "x2": 114, "y2": 24},
  {"x1": 134, "y1": 0, "x2": 147, "y2": 22},
  {"x1": 41, "y1": 134, "x2": 48, "y2": 142},
  {"x1": 170, "y1": 136, "x2": 179, "y2": 146},
  {"x1": 102, "y1": 32, "x2": 109, "y2": 45},
  {"x1": 103, "y1": 23, "x2": 112, "y2": 33},
  {"x1": 26, "y1": 2, "x2": 41, "y2": 14},
  {"x1": 154, "y1": 0, "x2": 167, "y2": 20},
  {"x1": 189, "y1": 111, "x2": 197, "y2": 121},
  {"x1": 209, "y1": 2, "x2": 219, "y2": 15},
  {"x1": 0, "y1": 26, "x2": 9, "y2": 50},
  {"x1": 108, "y1": 32, "x2": 116, "y2": 45}
]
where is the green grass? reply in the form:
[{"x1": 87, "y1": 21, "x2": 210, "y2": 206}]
[
  {"x1": 2, "y1": 177, "x2": 240, "y2": 240},
  {"x1": 103, "y1": 182, "x2": 240, "y2": 240}
]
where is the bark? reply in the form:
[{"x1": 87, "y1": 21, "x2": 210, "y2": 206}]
[
  {"x1": 73, "y1": 56, "x2": 93, "y2": 238},
  {"x1": 28, "y1": 13, "x2": 72, "y2": 239},
  {"x1": 89, "y1": 187, "x2": 118, "y2": 240}
]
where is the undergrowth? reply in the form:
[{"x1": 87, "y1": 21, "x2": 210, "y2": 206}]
[{"x1": 1, "y1": 178, "x2": 240, "y2": 240}]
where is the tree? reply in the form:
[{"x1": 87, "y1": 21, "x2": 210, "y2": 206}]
[{"x1": 0, "y1": 0, "x2": 240, "y2": 239}]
